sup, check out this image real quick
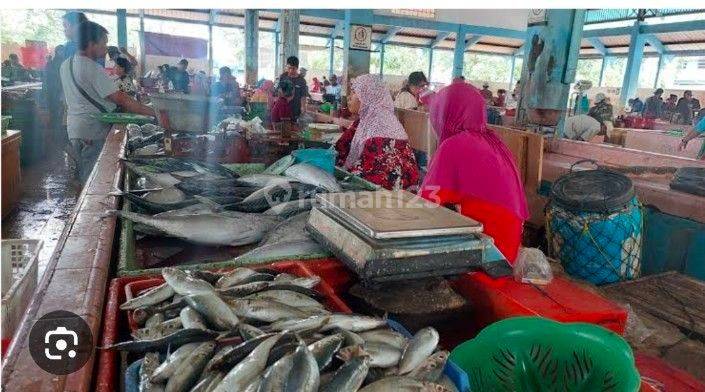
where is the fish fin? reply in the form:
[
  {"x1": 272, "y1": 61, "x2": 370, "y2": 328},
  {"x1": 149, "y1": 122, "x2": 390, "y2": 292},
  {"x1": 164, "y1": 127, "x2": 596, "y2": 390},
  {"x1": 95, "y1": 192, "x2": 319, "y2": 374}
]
[{"x1": 193, "y1": 195, "x2": 224, "y2": 212}]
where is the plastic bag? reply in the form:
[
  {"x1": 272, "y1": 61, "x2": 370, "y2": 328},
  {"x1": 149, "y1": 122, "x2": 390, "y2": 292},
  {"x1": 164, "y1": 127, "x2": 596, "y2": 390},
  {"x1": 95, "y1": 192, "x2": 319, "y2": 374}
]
[{"x1": 513, "y1": 247, "x2": 553, "y2": 285}]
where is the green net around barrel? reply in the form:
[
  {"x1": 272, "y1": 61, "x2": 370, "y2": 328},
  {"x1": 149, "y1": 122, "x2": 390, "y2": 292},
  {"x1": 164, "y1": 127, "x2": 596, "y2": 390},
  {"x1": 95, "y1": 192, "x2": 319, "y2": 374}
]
[
  {"x1": 450, "y1": 317, "x2": 641, "y2": 392},
  {"x1": 546, "y1": 166, "x2": 643, "y2": 285}
]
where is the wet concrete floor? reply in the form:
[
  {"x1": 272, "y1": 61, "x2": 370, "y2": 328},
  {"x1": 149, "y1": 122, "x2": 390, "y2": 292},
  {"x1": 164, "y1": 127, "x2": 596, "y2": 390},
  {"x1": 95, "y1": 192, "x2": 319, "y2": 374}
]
[{"x1": 2, "y1": 149, "x2": 79, "y2": 278}]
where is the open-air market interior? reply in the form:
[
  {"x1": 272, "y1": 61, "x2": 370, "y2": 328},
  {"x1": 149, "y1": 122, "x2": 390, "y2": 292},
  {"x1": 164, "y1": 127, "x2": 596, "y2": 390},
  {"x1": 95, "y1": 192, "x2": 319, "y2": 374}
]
[{"x1": 1, "y1": 6, "x2": 705, "y2": 391}]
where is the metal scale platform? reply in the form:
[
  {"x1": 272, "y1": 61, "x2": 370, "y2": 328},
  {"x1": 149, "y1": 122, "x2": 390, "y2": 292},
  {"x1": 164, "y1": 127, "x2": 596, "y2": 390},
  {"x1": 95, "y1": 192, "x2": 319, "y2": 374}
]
[{"x1": 307, "y1": 190, "x2": 510, "y2": 284}]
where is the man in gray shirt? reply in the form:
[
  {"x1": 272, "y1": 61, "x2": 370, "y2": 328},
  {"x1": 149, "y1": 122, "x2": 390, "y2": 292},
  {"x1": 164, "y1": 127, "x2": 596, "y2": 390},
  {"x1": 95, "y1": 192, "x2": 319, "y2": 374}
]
[{"x1": 60, "y1": 21, "x2": 154, "y2": 183}]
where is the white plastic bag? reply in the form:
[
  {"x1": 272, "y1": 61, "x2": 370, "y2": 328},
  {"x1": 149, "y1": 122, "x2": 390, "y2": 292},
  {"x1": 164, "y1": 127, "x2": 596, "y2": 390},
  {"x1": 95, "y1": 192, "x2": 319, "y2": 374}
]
[{"x1": 513, "y1": 247, "x2": 553, "y2": 285}]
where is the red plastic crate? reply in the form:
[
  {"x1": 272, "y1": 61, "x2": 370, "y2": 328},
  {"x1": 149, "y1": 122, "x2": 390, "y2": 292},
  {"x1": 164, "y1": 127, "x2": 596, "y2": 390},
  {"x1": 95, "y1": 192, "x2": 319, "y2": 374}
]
[
  {"x1": 450, "y1": 272, "x2": 628, "y2": 335},
  {"x1": 95, "y1": 259, "x2": 351, "y2": 392},
  {"x1": 635, "y1": 352, "x2": 705, "y2": 392}
]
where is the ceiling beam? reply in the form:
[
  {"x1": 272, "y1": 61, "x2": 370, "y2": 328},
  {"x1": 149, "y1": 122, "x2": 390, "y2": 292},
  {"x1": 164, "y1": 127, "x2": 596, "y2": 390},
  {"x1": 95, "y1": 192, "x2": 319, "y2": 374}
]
[
  {"x1": 587, "y1": 37, "x2": 609, "y2": 55},
  {"x1": 330, "y1": 20, "x2": 343, "y2": 39},
  {"x1": 465, "y1": 35, "x2": 482, "y2": 50},
  {"x1": 643, "y1": 34, "x2": 667, "y2": 54},
  {"x1": 584, "y1": 19, "x2": 705, "y2": 38},
  {"x1": 429, "y1": 31, "x2": 452, "y2": 48},
  {"x1": 514, "y1": 43, "x2": 525, "y2": 55},
  {"x1": 380, "y1": 26, "x2": 402, "y2": 44}
]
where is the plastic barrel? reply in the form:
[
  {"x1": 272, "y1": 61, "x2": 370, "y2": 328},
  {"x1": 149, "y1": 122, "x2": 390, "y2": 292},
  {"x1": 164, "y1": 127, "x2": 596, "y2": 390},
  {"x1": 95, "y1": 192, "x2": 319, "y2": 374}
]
[
  {"x1": 292, "y1": 148, "x2": 337, "y2": 174},
  {"x1": 547, "y1": 165, "x2": 643, "y2": 285}
]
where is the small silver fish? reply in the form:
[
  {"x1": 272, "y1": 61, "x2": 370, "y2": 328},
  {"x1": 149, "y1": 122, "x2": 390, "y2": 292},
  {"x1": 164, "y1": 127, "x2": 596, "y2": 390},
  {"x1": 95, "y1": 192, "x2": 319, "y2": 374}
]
[
  {"x1": 121, "y1": 283, "x2": 175, "y2": 310},
  {"x1": 398, "y1": 327, "x2": 439, "y2": 375}
]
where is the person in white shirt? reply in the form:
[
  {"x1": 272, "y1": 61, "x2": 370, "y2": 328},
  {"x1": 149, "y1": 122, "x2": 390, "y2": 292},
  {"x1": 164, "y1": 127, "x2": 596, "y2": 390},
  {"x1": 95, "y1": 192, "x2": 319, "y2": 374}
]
[
  {"x1": 324, "y1": 74, "x2": 342, "y2": 102},
  {"x1": 60, "y1": 21, "x2": 154, "y2": 183},
  {"x1": 394, "y1": 71, "x2": 428, "y2": 110},
  {"x1": 563, "y1": 114, "x2": 601, "y2": 141}
]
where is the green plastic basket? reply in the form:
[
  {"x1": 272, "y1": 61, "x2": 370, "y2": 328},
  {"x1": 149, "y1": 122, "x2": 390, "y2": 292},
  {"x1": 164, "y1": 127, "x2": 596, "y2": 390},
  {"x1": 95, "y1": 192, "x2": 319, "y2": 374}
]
[
  {"x1": 450, "y1": 317, "x2": 640, "y2": 392},
  {"x1": 117, "y1": 163, "x2": 377, "y2": 276},
  {"x1": 95, "y1": 113, "x2": 155, "y2": 125}
]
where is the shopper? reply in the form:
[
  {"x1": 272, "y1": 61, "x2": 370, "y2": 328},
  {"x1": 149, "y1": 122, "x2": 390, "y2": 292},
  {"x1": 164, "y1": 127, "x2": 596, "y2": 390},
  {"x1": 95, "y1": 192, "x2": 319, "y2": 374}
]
[
  {"x1": 588, "y1": 93, "x2": 614, "y2": 127},
  {"x1": 674, "y1": 90, "x2": 701, "y2": 125},
  {"x1": 419, "y1": 82, "x2": 528, "y2": 263},
  {"x1": 479, "y1": 82, "x2": 494, "y2": 103},
  {"x1": 276, "y1": 56, "x2": 308, "y2": 120},
  {"x1": 113, "y1": 57, "x2": 137, "y2": 97},
  {"x1": 394, "y1": 71, "x2": 428, "y2": 110},
  {"x1": 643, "y1": 88, "x2": 664, "y2": 119},
  {"x1": 334, "y1": 74, "x2": 419, "y2": 190},
  {"x1": 60, "y1": 21, "x2": 154, "y2": 183},
  {"x1": 270, "y1": 79, "x2": 294, "y2": 123},
  {"x1": 212, "y1": 66, "x2": 242, "y2": 106},
  {"x1": 324, "y1": 74, "x2": 342, "y2": 103},
  {"x1": 171, "y1": 59, "x2": 190, "y2": 93}
]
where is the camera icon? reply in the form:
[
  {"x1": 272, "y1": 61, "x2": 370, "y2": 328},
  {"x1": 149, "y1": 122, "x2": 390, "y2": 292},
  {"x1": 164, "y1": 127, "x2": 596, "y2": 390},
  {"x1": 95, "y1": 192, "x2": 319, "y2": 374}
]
[{"x1": 44, "y1": 326, "x2": 78, "y2": 360}]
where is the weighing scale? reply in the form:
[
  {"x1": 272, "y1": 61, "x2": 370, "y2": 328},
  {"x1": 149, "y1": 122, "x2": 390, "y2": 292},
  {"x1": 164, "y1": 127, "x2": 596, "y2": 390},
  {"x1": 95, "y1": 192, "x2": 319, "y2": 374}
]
[{"x1": 307, "y1": 190, "x2": 511, "y2": 284}]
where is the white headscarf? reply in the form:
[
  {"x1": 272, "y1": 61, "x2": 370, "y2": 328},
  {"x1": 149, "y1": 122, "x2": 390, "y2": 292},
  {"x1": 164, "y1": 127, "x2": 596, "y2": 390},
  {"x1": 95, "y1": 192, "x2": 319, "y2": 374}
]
[{"x1": 345, "y1": 74, "x2": 408, "y2": 169}]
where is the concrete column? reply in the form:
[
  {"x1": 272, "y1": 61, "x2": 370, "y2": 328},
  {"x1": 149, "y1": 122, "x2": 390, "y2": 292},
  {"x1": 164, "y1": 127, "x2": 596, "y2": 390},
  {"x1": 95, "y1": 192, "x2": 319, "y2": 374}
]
[
  {"x1": 428, "y1": 48, "x2": 433, "y2": 82},
  {"x1": 274, "y1": 29, "x2": 280, "y2": 76},
  {"x1": 379, "y1": 44, "x2": 385, "y2": 76},
  {"x1": 342, "y1": 9, "x2": 374, "y2": 96},
  {"x1": 619, "y1": 21, "x2": 645, "y2": 105},
  {"x1": 328, "y1": 38, "x2": 334, "y2": 77},
  {"x1": 508, "y1": 55, "x2": 516, "y2": 90},
  {"x1": 139, "y1": 10, "x2": 145, "y2": 75},
  {"x1": 208, "y1": 10, "x2": 215, "y2": 77},
  {"x1": 117, "y1": 9, "x2": 127, "y2": 48},
  {"x1": 278, "y1": 10, "x2": 300, "y2": 77},
  {"x1": 598, "y1": 56, "x2": 608, "y2": 87},
  {"x1": 452, "y1": 26, "x2": 467, "y2": 78},
  {"x1": 245, "y1": 10, "x2": 259, "y2": 85}
]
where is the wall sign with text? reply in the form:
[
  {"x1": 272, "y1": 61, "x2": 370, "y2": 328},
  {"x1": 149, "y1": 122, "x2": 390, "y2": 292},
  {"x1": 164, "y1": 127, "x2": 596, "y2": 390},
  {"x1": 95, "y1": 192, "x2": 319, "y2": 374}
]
[{"x1": 350, "y1": 25, "x2": 372, "y2": 51}]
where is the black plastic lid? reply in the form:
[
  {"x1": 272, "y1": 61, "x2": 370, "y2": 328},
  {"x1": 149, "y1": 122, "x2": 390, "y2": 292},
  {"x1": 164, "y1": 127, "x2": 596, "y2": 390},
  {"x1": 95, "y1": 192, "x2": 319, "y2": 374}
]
[{"x1": 551, "y1": 169, "x2": 634, "y2": 213}]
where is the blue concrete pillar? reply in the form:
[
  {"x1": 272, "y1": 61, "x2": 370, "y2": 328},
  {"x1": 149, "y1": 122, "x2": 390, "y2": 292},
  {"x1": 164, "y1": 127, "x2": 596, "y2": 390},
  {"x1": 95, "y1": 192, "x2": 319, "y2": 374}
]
[
  {"x1": 508, "y1": 55, "x2": 516, "y2": 89},
  {"x1": 274, "y1": 28, "x2": 280, "y2": 75},
  {"x1": 278, "y1": 10, "x2": 299, "y2": 76},
  {"x1": 598, "y1": 56, "x2": 608, "y2": 87},
  {"x1": 428, "y1": 48, "x2": 433, "y2": 82},
  {"x1": 328, "y1": 38, "x2": 334, "y2": 76},
  {"x1": 342, "y1": 9, "x2": 374, "y2": 95},
  {"x1": 379, "y1": 44, "x2": 385, "y2": 76},
  {"x1": 619, "y1": 21, "x2": 645, "y2": 105},
  {"x1": 452, "y1": 25, "x2": 467, "y2": 78},
  {"x1": 245, "y1": 10, "x2": 259, "y2": 85},
  {"x1": 117, "y1": 9, "x2": 127, "y2": 48}
]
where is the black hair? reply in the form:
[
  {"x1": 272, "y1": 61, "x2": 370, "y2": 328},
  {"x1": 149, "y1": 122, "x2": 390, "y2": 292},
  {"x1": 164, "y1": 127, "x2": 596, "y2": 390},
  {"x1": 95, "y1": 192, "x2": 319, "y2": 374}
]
[
  {"x1": 497, "y1": 89, "x2": 507, "y2": 94},
  {"x1": 407, "y1": 71, "x2": 428, "y2": 87},
  {"x1": 77, "y1": 21, "x2": 108, "y2": 51},
  {"x1": 115, "y1": 57, "x2": 132, "y2": 74},
  {"x1": 107, "y1": 46, "x2": 120, "y2": 58},
  {"x1": 219, "y1": 66, "x2": 232, "y2": 76},
  {"x1": 684, "y1": 90, "x2": 692, "y2": 95},
  {"x1": 9, "y1": 53, "x2": 18, "y2": 61},
  {"x1": 286, "y1": 56, "x2": 299, "y2": 68},
  {"x1": 654, "y1": 88, "x2": 664, "y2": 95},
  {"x1": 63, "y1": 11, "x2": 87, "y2": 26},
  {"x1": 179, "y1": 59, "x2": 188, "y2": 66}
]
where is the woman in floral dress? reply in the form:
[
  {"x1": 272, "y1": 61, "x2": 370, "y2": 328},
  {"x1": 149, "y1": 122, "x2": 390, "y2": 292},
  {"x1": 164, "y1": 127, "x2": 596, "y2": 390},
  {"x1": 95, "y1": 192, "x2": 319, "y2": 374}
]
[{"x1": 334, "y1": 74, "x2": 419, "y2": 190}]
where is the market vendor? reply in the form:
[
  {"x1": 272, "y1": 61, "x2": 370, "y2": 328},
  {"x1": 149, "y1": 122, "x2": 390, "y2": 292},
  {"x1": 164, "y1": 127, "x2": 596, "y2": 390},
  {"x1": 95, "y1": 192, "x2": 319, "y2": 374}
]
[
  {"x1": 674, "y1": 90, "x2": 701, "y2": 125},
  {"x1": 277, "y1": 56, "x2": 308, "y2": 121},
  {"x1": 323, "y1": 74, "x2": 342, "y2": 103},
  {"x1": 419, "y1": 82, "x2": 528, "y2": 263},
  {"x1": 171, "y1": 59, "x2": 190, "y2": 93},
  {"x1": 642, "y1": 88, "x2": 664, "y2": 119},
  {"x1": 394, "y1": 71, "x2": 428, "y2": 110},
  {"x1": 113, "y1": 57, "x2": 137, "y2": 97},
  {"x1": 270, "y1": 79, "x2": 293, "y2": 123},
  {"x1": 212, "y1": 66, "x2": 242, "y2": 106},
  {"x1": 107, "y1": 46, "x2": 138, "y2": 76},
  {"x1": 563, "y1": 114, "x2": 601, "y2": 142},
  {"x1": 2, "y1": 54, "x2": 31, "y2": 82},
  {"x1": 60, "y1": 21, "x2": 155, "y2": 183},
  {"x1": 335, "y1": 74, "x2": 419, "y2": 190}
]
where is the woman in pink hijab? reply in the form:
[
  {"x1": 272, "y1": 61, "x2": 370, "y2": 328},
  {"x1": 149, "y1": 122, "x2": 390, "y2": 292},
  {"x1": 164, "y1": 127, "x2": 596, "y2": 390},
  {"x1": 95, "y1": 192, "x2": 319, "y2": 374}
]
[
  {"x1": 335, "y1": 74, "x2": 419, "y2": 190},
  {"x1": 419, "y1": 82, "x2": 529, "y2": 263}
]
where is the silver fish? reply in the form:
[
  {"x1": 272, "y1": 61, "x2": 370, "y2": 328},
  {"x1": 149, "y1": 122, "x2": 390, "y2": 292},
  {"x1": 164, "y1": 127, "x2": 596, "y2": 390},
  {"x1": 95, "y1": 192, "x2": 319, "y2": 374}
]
[
  {"x1": 284, "y1": 342, "x2": 319, "y2": 392},
  {"x1": 258, "y1": 353, "x2": 294, "y2": 392},
  {"x1": 162, "y1": 268, "x2": 214, "y2": 296},
  {"x1": 269, "y1": 315, "x2": 330, "y2": 332},
  {"x1": 408, "y1": 351, "x2": 449, "y2": 382},
  {"x1": 320, "y1": 355, "x2": 370, "y2": 392},
  {"x1": 139, "y1": 352, "x2": 163, "y2": 392},
  {"x1": 215, "y1": 268, "x2": 258, "y2": 289},
  {"x1": 321, "y1": 314, "x2": 387, "y2": 332},
  {"x1": 150, "y1": 343, "x2": 200, "y2": 383},
  {"x1": 212, "y1": 334, "x2": 282, "y2": 392},
  {"x1": 185, "y1": 293, "x2": 240, "y2": 330},
  {"x1": 358, "y1": 376, "x2": 447, "y2": 392},
  {"x1": 132, "y1": 317, "x2": 183, "y2": 341},
  {"x1": 237, "y1": 174, "x2": 296, "y2": 187},
  {"x1": 114, "y1": 210, "x2": 280, "y2": 247},
  {"x1": 259, "y1": 212, "x2": 312, "y2": 245},
  {"x1": 121, "y1": 283, "x2": 175, "y2": 310},
  {"x1": 217, "y1": 281, "x2": 272, "y2": 297},
  {"x1": 143, "y1": 187, "x2": 187, "y2": 204},
  {"x1": 189, "y1": 371, "x2": 224, "y2": 392},
  {"x1": 180, "y1": 306, "x2": 207, "y2": 330},
  {"x1": 280, "y1": 276, "x2": 321, "y2": 289},
  {"x1": 360, "y1": 329, "x2": 408, "y2": 350},
  {"x1": 165, "y1": 341, "x2": 217, "y2": 392},
  {"x1": 239, "y1": 323, "x2": 266, "y2": 340},
  {"x1": 263, "y1": 199, "x2": 316, "y2": 218},
  {"x1": 284, "y1": 163, "x2": 342, "y2": 192},
  {"x1": 398, "y1": 327, "x2": 439, "y2": 375},
  {"x1": 228, "y1": 298, "x2": 309, "y2": 322},
  {"x1": 125, "y1": 162, "x2": 181, "y2": 188},
  {"x1": 340, "y1": 329, "x2": 366, "y2": 347},
  {"x1": 338, "y1": 343, "x2": 402, "y2": 368},
  {"x1": 307, "y1": 334, "x2": 344, "y2": 371},
  {"x1": 232, "y1": 240, "x2": 326, "y2": 264},
  {"x1": 145, "y1": 313, "x2": 165, "y2": 328},
  {"x1": 244, "y1": 290, "x2": 324, "y2": 309}
]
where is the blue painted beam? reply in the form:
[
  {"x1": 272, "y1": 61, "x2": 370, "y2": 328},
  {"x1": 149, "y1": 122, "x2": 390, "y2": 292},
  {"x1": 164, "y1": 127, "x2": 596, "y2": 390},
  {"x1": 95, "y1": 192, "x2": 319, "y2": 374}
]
[
  {"x1": 299, "y1": 9, "x2": 345, "y2": 20},
  {"x1": 620, "y1": 21, "x2": 645, "y2": 105},
  {"x1": 373, "y1": 14, "x2": 525, "y2": 39},
  {"x1": 643, "y1": 34, "x2": 667, "y2": 54},
  {"x1": 429, "y1": 31, "x2": 452, "y2": 48},
  {"x1": 582, "y1": 26, "x2": 633, "y2": 38},
  {"x1": 330, "y1": 21, "x2": 343, "y2": 40},
  {"x1": 654, "y1": 54, "x2": 663, "y2": 88},
  {"x1": 452, "y1": 26, "x2": 467, "y2": 78},
  {"x1": 465, "y1": 35, "x2": 482, "y2": 50},
  {"x1": 584, "y1": 19, "x2": 705, "y2": 38},
  {"x1": 116, "y1": 9, "x2": 127, "y2": 48},
  {"x1": 587, "y1": 37, "x2": 608, "y2": 56},
  {"x1": 381, "y1": 26, "x2": 402, "y2": 44},
  {"x1": 514, "y1": 43, "x2": 525, "y2": 55}
]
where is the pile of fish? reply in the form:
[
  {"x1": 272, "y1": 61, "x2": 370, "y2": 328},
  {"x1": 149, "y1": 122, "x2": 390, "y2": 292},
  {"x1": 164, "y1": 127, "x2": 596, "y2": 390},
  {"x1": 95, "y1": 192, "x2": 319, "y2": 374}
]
[
  {"x1": 112, "y1": 266, "x2": 457, "y2": 392},
  {"x1": 127, "y1": 123, "x2": 165, "y2": 156},
  {"x1": 113, "y1": 154, "x2": 367, "y2": 261}
]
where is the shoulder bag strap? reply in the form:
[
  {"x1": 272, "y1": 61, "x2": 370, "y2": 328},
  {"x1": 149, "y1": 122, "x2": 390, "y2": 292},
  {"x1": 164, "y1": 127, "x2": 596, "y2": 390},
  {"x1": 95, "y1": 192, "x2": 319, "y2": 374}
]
[{"x1": 69, "y1": 55, "x2": 109, "y2": 113}]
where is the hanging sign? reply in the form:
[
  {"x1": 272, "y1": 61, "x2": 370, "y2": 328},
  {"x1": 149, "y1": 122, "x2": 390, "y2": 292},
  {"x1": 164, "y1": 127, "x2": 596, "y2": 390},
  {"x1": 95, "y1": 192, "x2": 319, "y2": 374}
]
[
  {"x1": 527, "y1": 9, "x2": 547, "y2": 26},
  {"x1": 350, "y1": 25, "x2": 372, "y2": 51}
]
